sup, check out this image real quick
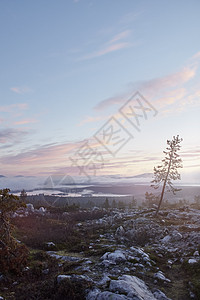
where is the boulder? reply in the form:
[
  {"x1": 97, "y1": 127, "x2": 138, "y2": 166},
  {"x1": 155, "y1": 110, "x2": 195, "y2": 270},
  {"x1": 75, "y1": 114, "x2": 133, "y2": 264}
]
[
  {"x1": 161, "y1": 235, "x2": 171, "y2": 244},
  {"x1": 171, "y1": 230, "x2": 182, "y2": 241},
  {"x1": 39, "y1": 207, "x2": 46, "y2": 213},
  {"x1": 153, "y1": 289, "x2": 172, "y2": 300},
  {"x1": 154, "y1": 271, "x2": 171, "y2": 283},
  {"x1": 87, "y1": 290, "x2": 129, "y2": 300},
  {"x1": 193, "y1": 250, "x2": 199, "y2": 256},
  {"x1": 101, "y1": 250, "x2": 126, "y2": 263},
  {"x1": 26, "y1": 203, "x2": 34, "y2": 212},
  {"x1": 188, "y1": 258, "x2": 198, "y2": 264},
  {"x1": 57, "y1": 274, "x2": 71, "y2": 284},
  {"x1": 109, "y1": 275, "x2": 156, "y2": 299}
]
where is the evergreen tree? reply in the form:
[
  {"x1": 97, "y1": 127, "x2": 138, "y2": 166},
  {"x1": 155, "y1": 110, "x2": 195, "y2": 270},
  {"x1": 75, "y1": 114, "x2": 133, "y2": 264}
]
[
  {"x1": 20, "y1": 189, "x2": 27, "y2": 203},
  {"x1": 131, "y1": 196, "x2": 137, "y2": 207},
  {"x1": 111, "y1": 199, "x2": 117, "y2": 209},
  {"x1": 194, "y1": 195, "x2": 200, "y2": 206},
  {"x1": 145, "y1": 192, "x2": 159, "y2": 208},
  {"x1": 103, "y1": 198, "x2": 110, "y2": 209},
  {"x1": 151, "y1": 135, "x2": 183, "y2": 216},
  {"x1": 0, "y1": 189, "x2": 28, "y2": 273},
  {"x1": 118, "y1": 200, "x2": 125, "y2": 209}
]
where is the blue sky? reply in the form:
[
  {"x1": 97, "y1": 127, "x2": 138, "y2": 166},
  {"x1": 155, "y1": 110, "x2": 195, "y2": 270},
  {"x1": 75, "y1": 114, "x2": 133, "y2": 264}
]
[{"x1": 0, "y1": 0, "x2": 200, "y2": 183}]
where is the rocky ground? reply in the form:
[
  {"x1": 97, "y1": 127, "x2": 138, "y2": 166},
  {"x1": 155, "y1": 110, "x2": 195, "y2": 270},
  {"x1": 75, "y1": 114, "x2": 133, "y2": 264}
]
[
  {"x1": 45, "y1": 207, "x2": 200, "y2": 299},
  {"x1": 1, "y1": 206, "x2": 200, "y2": 299}
]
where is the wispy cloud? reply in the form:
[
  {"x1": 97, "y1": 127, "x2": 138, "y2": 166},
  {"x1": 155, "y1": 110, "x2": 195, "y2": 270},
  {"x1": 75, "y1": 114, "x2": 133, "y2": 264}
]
[
  {"x1": 94, "y1": 93, "x2": 126, "y2": 111},
  {"x1": 0, "y1": 103, "x2": 28, "y2": 113},
  {"x1": 77, "y1": 115, "x2": 107, "y2": 127},
  {"x1": 14, "y1": 118, "x2": 38, "y2": 125},
  {"x1": 138, "y1": 67, "x2": 195, "y2": 94},
  {"x1": 0, "y1": 128, "x2": 28, "y2": 144},
  {"x1": 109, "y1": 30, "x2": 131, "y2": 44},
  {"x1": 10, "y1": 86, "x2": 32, "y2": 94},
  {"x1": 0, "y1": 141, "x2": 82, "y2": 172},
  {"x1": 94, "y1": 65, "x2": 197, "y2": 112},
  {"x1": 0, "y1": 138, "x2": 158, "y2": 177},
  {"x1": 81, "y1": 30, "x2": 131, "y2": 60}
]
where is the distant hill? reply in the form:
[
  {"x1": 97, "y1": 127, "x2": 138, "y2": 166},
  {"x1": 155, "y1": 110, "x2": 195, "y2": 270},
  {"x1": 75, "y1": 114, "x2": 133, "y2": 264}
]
[
  {"x1": 131, "y1": 173, "x2": 152, "y2": 179},
  {"x1": 0, "y1": 175, "x2": 6, "y2": 178}
]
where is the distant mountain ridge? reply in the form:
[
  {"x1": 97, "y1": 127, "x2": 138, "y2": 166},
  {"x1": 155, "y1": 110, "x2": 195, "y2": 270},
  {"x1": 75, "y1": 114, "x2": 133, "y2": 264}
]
[{"x1": 129, "y1": 173, "x2": 153, "y2": 179}]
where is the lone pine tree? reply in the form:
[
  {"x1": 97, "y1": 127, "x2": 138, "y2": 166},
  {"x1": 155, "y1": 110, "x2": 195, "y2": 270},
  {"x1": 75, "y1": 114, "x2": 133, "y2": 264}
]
[{"x1": 151, "y1": 135, "x2": 183, "y2": 216}]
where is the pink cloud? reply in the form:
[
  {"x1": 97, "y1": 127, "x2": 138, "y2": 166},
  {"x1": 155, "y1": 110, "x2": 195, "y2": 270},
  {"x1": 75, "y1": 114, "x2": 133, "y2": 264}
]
[
  {"x1": 94, "y1": 66, "x2": 196, "y2": 112},
  {"x1": 0, "y1": 139, "x2": 158, "y2": 177},
  {"x1": 14, "y1": 118, "x2": 38, "y2": 125},
  {"x1": 77, "y1": 115, "x2": 108, "y2": 127},
  {"x1": 0, "y1": 141, "x2": 82, "y2": 166},
  {"x1": 0, "y1": 103, "x2": 28, "y2": 113},
  {"x1": 140, "y1": 67, "x2": 195, "y2": 93},
  {"x1": 10, "y1": 86, "x2": 32, "y2": 94}
]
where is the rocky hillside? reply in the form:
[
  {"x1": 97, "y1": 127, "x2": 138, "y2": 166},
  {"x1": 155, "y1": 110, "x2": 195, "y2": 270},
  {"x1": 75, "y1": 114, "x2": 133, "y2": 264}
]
[{"x1": 1, "y1": 206, "x2": 200, "y2": 299}]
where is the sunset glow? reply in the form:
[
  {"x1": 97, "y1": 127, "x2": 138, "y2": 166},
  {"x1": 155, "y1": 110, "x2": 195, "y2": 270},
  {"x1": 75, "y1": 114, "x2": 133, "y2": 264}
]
[{"x1": 0, "y1": 1, "x2": 199, "y2": 184}]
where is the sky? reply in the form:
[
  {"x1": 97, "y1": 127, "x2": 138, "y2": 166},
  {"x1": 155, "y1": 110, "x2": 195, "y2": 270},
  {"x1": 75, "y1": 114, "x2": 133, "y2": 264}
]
[{"x1": 0, "y1": 0, "x2": 200, "y2": 184}]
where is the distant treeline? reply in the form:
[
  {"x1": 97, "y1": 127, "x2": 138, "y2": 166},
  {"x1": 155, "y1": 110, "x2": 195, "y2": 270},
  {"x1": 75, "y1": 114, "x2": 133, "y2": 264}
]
[{"x1": 25, "y1": 194, "x2": 137, "y2": 209}]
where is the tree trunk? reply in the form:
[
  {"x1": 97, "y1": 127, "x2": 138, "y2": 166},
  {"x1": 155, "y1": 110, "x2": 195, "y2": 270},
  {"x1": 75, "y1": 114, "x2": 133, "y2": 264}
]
[
  {"x1": 155, "y1": 178, "x2": 167, "y2": 217},
  {"x1": 155, "y1": 150, "x2": 173, "y2": 217}
]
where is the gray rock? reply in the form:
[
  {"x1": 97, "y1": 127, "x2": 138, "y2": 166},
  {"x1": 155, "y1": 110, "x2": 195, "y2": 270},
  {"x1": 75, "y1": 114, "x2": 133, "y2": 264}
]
[
  {"x1": 97, "y1": 275, "x2": 111, "y2": 287},
  {"x1": 38, "y1": 206, "x2": 46, "y2": 214},
  {"x1": 154, "y1": 271, "x2": 171, "y2": 283},
  {"x1": 161, "y1": 235, "x2": 171, "y2": 244},
  {"x1": 101, "y1": 250, "x2": 126, "y2": 263},
  {"x1": 171, "y1": 230, "x2": 182, "y2": 241},
  {"x1": 109, "y1": 275, "x2": 156, "y2": 299},
  {"x1": 130, "y1": 247, "x2": 150, "y2": 259},
  {"x1": 193, "y1": 250, "x2": 199, "y2": 256},
  {"x1": 153, "y1": 289, "x2": 172, "y2": 300},
  {"x1": 188, "y1": 258, "x2": 198, "y2": 264},
  {"x1": 87, "y1": 290, "x2": 130, "y2": 300},
  {"x1": 47, "y1": 251, "x2": 80, "y2": 262},
  {"x1": 26, "y1": 203, "x2": 34, "y2": 212},
  {"x1": 57, "y1": 274, "x2": 93, "y2": 285},
  {"x1": 57, "y1": 274, "x2": 71, "y2": 283}
]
